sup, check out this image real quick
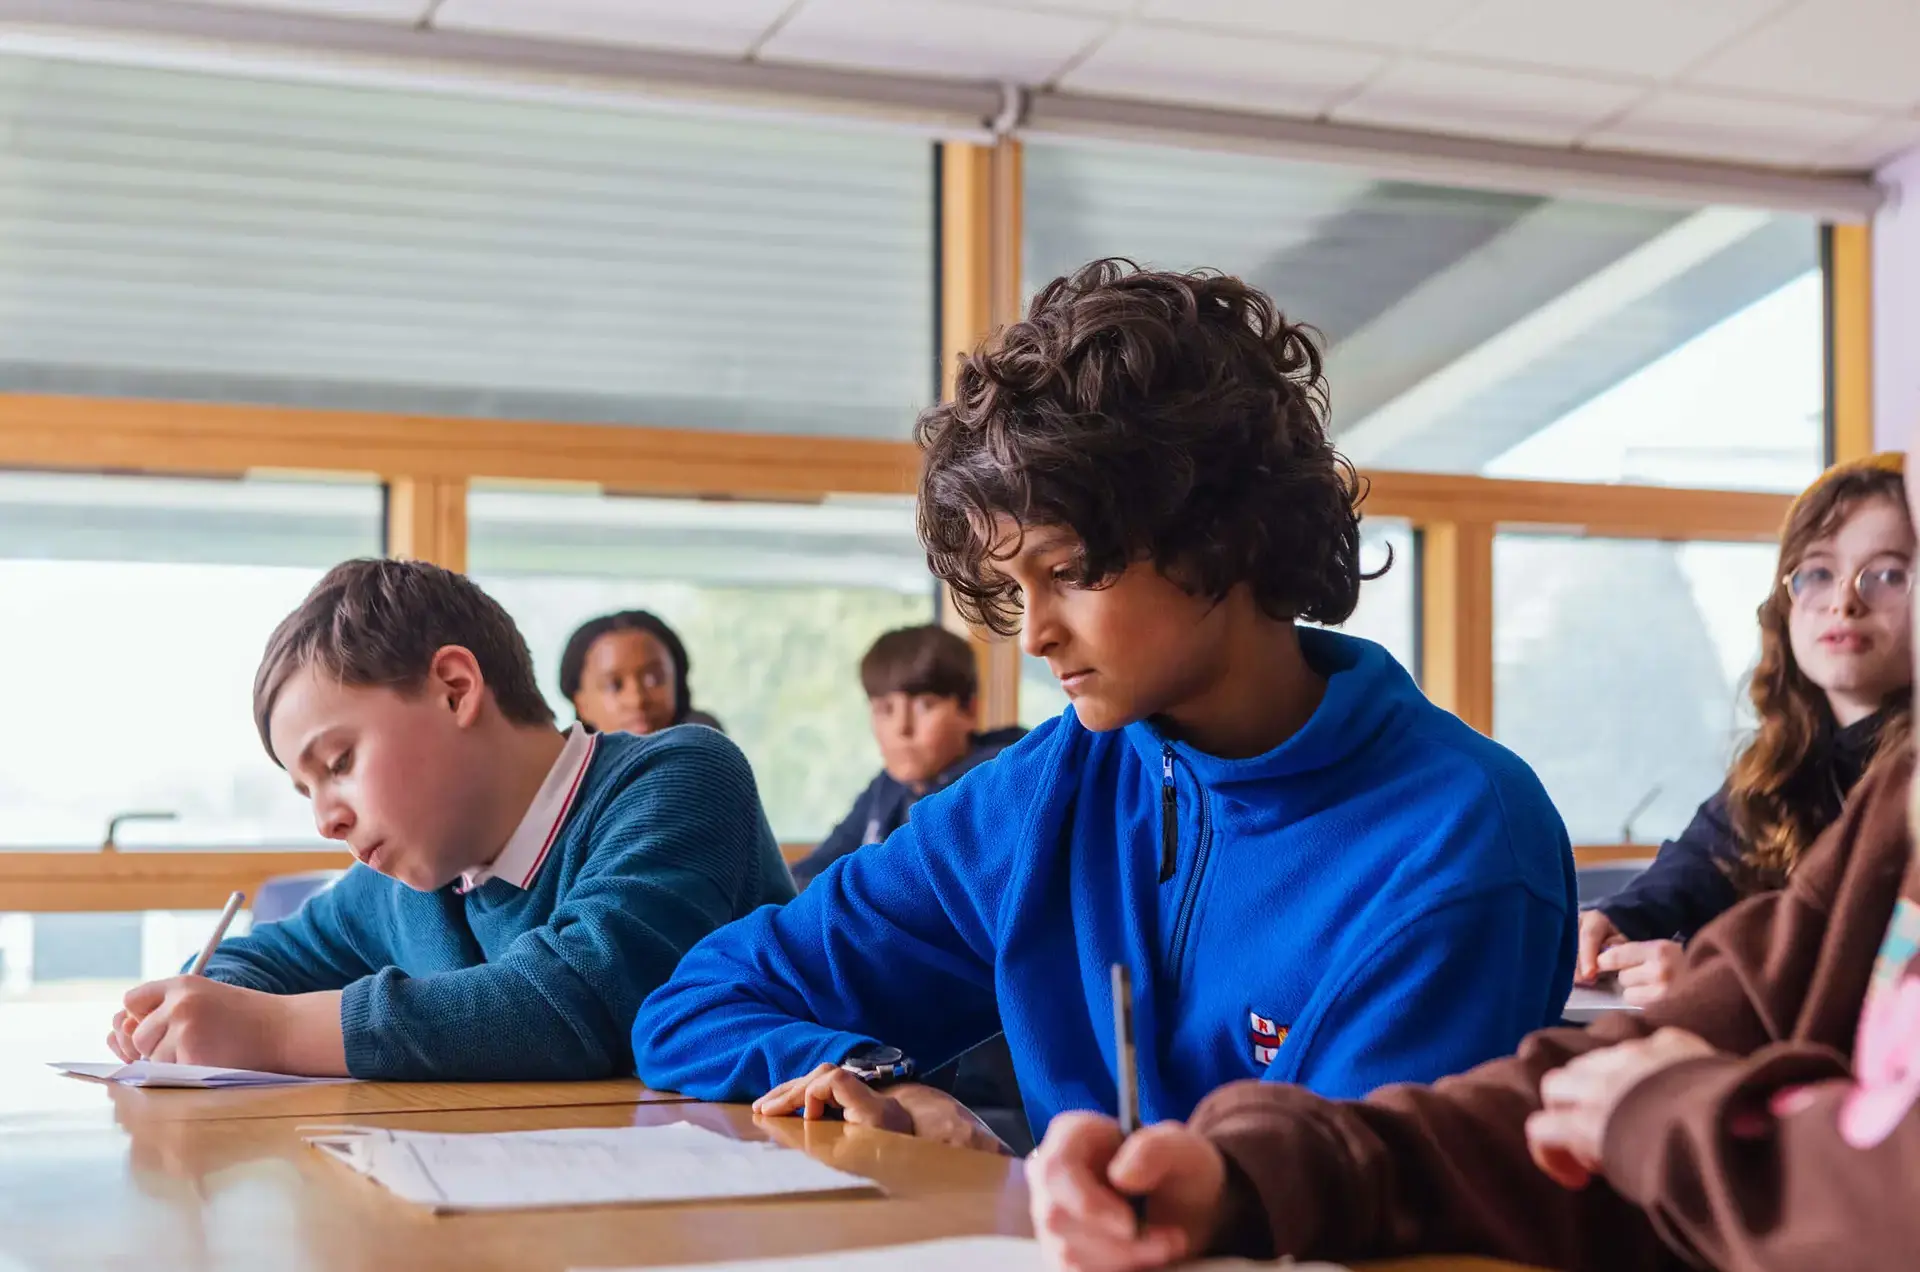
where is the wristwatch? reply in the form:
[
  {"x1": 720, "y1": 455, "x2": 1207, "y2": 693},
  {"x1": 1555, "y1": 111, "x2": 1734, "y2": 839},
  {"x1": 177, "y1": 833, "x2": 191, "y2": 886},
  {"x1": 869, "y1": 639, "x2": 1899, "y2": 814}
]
[{"x1": 840, "y1": 1043, "x2": 917, "y2": 1088}]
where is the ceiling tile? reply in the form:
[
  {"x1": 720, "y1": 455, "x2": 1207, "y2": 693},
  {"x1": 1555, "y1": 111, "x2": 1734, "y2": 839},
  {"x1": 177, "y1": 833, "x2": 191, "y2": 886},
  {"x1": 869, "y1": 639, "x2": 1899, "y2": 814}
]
[
  {"x1": 1059, "y1": 24, "x2": 1387, "y2": 116},
  {"x1": 1331, "y1": 58, "x2": 1647, "y2": 146},
  {"x1": 1425, "y1": 0, "x2": 1779, "y2": 80},
  {"x1": 170, "y1": 0, "x2": 431, "y2": 18},
  {"x1": 1815, "y1": 114, "x2": 1920, "y2": 171},
  {"x1": 433, "y1": 0, "x2": 792, "y2": 56},
  {"x1": 1586, "y1": 90, "x2": 1882, "y2": 167},
  {"x1": 757, "y1": 0, "x2": 1108, "y2": 82},
  {"x1": 1689, "y1": 0, "x2": 1920, "y2": 111},
  {"x1": 1138, "y1": 0, "x2": 1482, "y2": 50}
]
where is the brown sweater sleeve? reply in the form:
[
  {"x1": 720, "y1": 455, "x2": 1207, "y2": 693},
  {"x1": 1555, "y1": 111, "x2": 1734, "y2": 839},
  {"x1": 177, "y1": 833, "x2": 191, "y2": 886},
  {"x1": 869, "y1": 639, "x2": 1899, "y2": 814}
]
[
  {"x1": 1186, "y1": 754, "x2": 1910, "y2": 1270},
  {"x1": 1595, "y1": 1043, "x2": 1917, "y2": 1272},
  {"x1": 1190, "y1": 1018, "x2": 1671, "y2": 1270}
]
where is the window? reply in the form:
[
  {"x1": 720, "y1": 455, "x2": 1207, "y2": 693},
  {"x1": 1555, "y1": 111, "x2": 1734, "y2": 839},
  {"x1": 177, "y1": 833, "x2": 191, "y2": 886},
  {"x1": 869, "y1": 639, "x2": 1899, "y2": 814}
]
[
  {"x1": 0, "y1": 472, "x2": 383, "y2": 849},
  {"x1": 1493, "y1": 534, "x2": 1780, "y2": 844},
  {"x1": 1018, "y1": 519, "x2": 1416, "y2": 728},
  {"x1": 1023, "y1": 141, "x2": 1823, "y2": 494},
  {"x1": 466, "y1": 487, "x2": 936, "y2": 841},
  {"x1": 0, "y1": 52, "x2": 935, "y2": 439}
]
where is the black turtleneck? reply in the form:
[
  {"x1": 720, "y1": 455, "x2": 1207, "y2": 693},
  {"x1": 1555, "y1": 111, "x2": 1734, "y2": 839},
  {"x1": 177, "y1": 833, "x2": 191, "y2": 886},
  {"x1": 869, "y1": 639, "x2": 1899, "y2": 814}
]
[{"x1": 1596, "y1": 705, "x2": 1897, "y2": 943}]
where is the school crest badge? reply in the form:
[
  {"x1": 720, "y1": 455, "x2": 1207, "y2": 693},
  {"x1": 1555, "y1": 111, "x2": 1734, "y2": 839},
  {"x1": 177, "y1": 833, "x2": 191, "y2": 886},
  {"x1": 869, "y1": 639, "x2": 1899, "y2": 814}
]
[{"x1": 1250, "y1": 1011, "x2": 1288, "y2": 1065}]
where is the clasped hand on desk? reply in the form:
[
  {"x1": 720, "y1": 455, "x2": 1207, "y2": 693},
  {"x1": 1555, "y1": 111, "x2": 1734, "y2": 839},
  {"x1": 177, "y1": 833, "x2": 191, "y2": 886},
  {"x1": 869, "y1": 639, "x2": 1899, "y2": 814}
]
[{"x1": 752, "y1": 1062, "x2": 1012, "y2": 1155}]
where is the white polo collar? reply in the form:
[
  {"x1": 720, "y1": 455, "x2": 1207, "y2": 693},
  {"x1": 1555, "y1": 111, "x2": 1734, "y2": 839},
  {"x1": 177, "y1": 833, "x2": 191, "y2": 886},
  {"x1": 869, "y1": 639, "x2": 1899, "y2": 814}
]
[{"x1": 458, "y1": 725, "x2": 598, "y2": 894}]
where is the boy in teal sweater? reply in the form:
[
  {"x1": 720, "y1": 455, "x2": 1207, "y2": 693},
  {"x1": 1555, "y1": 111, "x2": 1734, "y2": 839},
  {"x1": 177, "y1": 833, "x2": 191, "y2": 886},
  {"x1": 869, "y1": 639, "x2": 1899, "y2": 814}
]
[{"x1": 106, "y1": 559, "x2": 794, "y2": 1080}]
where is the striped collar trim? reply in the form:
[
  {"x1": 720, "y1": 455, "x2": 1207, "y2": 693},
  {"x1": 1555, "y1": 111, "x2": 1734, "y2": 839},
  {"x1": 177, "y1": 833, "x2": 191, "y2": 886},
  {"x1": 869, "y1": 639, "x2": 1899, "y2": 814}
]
[{"x1": 458, "y1": 725, "x2": 598, "y2": 894}]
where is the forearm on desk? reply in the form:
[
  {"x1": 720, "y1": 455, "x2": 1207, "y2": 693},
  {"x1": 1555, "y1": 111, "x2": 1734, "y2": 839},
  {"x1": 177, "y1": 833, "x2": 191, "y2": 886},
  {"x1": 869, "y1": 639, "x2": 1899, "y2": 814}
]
[{"x1": 270, "y1": 990, "x2": 349, "y2": 1077}]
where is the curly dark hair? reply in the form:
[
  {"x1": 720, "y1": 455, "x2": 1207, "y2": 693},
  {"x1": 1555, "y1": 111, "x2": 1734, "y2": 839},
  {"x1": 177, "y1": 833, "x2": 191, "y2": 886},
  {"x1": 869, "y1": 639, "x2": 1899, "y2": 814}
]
[{"x1": 917, "y1": 258, "x2": 1378, "y2": 635}]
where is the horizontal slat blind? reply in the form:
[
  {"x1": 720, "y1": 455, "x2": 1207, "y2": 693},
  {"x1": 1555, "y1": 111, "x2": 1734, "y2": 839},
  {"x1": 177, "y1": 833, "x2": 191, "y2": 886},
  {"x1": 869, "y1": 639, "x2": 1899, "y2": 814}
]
[{"x1": 0, "y1": 54, "x2": 934, "y2": 438}]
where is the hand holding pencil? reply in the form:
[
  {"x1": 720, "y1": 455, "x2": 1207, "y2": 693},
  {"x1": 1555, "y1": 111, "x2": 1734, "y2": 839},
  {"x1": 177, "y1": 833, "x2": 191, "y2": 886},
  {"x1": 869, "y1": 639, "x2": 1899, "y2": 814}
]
[
  {"x1": 105, "y1": 890, "x2": 352, "y2": 1077},
  {"x1": 1024, "y1": 964, "x2": 1236, "y2": 1272},
  {"x1": 108, "y1": 891, "x2": 246, "y2": 1063}
]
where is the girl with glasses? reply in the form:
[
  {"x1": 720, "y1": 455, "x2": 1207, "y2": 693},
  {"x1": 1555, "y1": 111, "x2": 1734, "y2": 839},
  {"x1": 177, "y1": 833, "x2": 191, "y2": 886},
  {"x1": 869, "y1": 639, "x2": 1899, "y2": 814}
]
[{"x1": 1576, "y1": 453, "x2": 1913, "y2": 1003}]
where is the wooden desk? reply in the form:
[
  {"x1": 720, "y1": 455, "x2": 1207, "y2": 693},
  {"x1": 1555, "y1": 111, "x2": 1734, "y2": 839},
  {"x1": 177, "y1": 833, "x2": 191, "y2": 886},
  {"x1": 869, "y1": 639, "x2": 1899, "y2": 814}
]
[
  {"x1": 0, "y1": 1101, "x2": 1025, "y2": 1271},
  {"x1": 0, "y1": 1058, "x2": 687, "y2": 1128},
  {"x1": 0, "y1": 1097, "x2": 1542, "y2": 1272}
]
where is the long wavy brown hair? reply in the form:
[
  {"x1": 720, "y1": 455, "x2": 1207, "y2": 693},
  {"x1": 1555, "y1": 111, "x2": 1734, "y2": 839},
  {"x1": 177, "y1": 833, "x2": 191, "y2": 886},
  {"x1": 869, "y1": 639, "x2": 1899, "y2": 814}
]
[{"x1": 1729, "y1": 460, "x2": 1912, "y2": 885}]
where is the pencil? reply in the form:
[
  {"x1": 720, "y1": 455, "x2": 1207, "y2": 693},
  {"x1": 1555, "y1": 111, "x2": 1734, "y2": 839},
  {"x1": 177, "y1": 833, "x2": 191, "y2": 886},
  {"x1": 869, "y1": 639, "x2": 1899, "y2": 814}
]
[
  {"x1": 1110, "y1": 962, "x2": 1147, "y2": 1228},
  {"x1": 188, "y1": 891, "x2": 246, "y2": 976}
]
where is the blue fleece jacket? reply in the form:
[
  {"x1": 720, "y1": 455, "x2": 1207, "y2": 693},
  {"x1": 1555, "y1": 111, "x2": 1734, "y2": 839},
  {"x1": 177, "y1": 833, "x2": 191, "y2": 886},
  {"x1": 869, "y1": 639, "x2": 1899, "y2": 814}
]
[
  {"x1": 633, "y1": 630, "x2": 1576, "y2": 1135},
  {"x1": 203, "y1": 727, "x2": 794, "y2": 1080}
]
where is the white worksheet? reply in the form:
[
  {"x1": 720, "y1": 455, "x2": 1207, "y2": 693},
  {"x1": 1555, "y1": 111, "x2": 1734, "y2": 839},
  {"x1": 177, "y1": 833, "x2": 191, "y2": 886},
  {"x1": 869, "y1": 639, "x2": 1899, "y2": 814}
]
[
  {"x1": 52, "y1": 1060, "x2": 353, "y2": 1088},
  {"x1": 303, "y1": 1121, "x2": 880, "y2": 1213}
]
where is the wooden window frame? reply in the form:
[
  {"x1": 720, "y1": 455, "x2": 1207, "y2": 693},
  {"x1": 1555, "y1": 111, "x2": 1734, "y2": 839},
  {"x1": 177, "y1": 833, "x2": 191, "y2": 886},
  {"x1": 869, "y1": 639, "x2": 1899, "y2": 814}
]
[
  {"x1": 937, "y1": 140, "x2": 1025, "y2": 731},
  {"x1": 1827, "y1": 222, "x2": 1875, "y2": 464},
  {"x1": 387, "y1": 476, "x2": 469, "y2": 573},
  {"x1": 0, "y1": 391, "x2": 1793, "y2": 903},
  {"x1": 0, "y1": 182, "x2": 1854, "y2": 906}
]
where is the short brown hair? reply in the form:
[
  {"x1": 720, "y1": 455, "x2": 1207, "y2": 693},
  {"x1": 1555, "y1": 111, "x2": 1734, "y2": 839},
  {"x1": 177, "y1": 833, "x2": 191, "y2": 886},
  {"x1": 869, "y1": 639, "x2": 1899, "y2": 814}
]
[
  {"x1": 859, "y1": 625, "x2": 977, "y2": 704},
  {"x1": 917, "y1": 258, "x2": 1377, "y2": 636},
  {"x1": 252, "y1": 558, "x2": 554, "y2": 761}
]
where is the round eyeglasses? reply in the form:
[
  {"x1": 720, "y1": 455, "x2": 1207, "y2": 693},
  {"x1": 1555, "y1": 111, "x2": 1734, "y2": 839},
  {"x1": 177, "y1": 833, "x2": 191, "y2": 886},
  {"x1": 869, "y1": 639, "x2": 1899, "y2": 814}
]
[{"x1": 1782, "y1": 562, "x2": 1914, "y2": 610}]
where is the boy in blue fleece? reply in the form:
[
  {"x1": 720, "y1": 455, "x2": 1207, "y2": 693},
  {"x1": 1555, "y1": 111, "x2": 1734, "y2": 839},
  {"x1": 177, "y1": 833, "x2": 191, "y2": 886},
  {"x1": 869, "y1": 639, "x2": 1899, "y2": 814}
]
[
  {"x1": 632, "y1": 260, "x2": 1575, "y2": 1151},
  {"x1": 107, "y1": 558, "x2": 793, "y2": 1080}
]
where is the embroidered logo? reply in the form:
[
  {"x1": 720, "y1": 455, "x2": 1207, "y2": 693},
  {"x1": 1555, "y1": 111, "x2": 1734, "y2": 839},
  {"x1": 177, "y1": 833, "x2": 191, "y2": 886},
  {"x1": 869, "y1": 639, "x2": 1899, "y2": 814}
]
[{"x1": 1250, "y1": 1011, "x2": 1288, "y2": 1065}]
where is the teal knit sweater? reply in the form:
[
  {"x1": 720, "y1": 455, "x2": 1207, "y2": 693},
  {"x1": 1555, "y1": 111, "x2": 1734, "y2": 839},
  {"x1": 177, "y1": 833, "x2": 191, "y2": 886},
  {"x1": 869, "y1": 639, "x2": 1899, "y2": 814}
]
[{"x1": 204, "y1": 727, "x2": 794, "y2": 1080}]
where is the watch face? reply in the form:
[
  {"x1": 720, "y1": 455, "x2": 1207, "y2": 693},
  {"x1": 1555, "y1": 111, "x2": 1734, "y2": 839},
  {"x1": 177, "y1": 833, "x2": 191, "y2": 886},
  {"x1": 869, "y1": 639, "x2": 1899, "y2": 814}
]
[{"x1": 850, "y1": 1045, "x2": 904, "y2": 1070}]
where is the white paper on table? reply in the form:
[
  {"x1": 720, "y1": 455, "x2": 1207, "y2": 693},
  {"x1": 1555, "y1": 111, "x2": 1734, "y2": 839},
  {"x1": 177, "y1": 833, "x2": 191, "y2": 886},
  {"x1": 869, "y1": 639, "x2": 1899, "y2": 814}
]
[
  {"x1": 302, "y1": 1121, "x2": 882, "y2": 1213},
  {"x1": 51, "y1": 1060, "x2": 354, "y2": 1088},
  {"x1": 576, "y1": 1236, "x2": 1353, "y2": 1272}
]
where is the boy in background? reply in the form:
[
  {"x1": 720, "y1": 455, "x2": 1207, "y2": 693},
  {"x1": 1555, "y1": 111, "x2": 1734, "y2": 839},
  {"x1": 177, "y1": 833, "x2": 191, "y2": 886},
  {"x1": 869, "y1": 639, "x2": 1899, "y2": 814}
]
[
  {"x1": 791, "y1": 625, "x2": 1025, "y2": 888},
  {"x1": 109, "y1": 558, "x2": 793, "y2": 1080}
]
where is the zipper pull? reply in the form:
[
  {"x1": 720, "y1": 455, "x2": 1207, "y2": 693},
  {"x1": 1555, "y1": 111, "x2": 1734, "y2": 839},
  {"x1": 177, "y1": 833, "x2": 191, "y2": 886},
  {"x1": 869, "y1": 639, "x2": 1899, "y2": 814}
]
[{"x1": 1159, "y1": 747, "x2": 1177, "y2": 883}]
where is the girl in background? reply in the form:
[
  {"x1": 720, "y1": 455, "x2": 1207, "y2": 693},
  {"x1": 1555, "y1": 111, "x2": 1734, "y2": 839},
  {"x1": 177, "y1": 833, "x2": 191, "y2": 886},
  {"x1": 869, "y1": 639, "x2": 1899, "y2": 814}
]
[
  {"x1": 1578, "y1": 454, "x2": 1912, "y2": 1003},
  {"x1": 559, "y1": 610, "x2": 723, "y2": 736}
]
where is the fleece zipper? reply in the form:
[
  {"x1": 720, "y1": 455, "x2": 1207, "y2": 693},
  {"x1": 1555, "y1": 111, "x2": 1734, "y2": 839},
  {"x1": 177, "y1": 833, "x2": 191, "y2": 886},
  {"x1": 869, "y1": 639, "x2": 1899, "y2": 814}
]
[
  {"x1": 1167, "y1": 765, "x2": 1214, "y2": 984},
  {"x1": 1158, "y1": 743, "x2": 1216, "y2": 984},
  {"x1": 1159, "y1": 746, "x2": 1178, "y2": 883}
]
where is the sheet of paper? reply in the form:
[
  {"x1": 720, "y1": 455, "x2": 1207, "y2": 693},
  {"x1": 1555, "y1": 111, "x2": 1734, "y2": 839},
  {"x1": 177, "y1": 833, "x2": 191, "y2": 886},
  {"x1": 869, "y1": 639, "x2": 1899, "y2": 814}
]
[
  {"x1": 576, "y1": 1236, "x2": 1353, "y2": 1272},
  {"x1": 302, "y1": 1122, "x2": 881, "y2": 1213},
  {"x1": 51, "y1": 1060, "x2": 352, "y2": 1088},
  {"x1": 1563, "y1": 984, "x2": 1643, "y2": 1022}
]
